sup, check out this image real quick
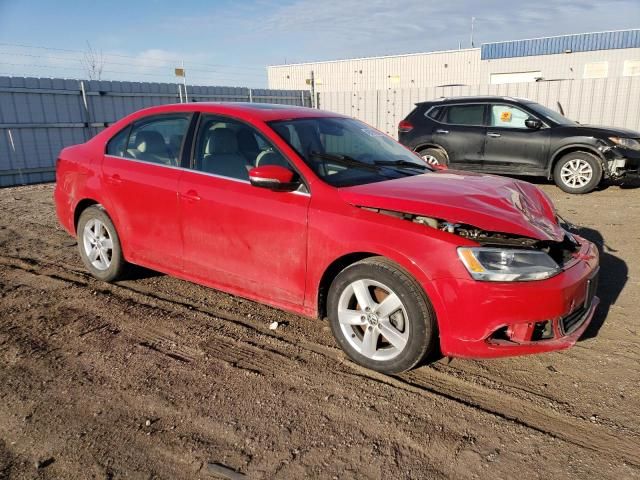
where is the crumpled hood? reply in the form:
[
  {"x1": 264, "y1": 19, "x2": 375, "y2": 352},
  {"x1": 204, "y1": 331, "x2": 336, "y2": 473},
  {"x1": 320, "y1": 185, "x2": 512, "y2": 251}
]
[{"x1": 340, "y1": 170, "x2": 566, "y2": 241}]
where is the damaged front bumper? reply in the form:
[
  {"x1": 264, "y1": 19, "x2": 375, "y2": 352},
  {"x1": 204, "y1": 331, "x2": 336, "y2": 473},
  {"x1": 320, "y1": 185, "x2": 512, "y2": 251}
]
[
  {"x1": 434, "y1": 236, "x2": 600, "y2": 359},
  {"x1": 602, "y1": 146, "x2": 640, "y2": 178}
]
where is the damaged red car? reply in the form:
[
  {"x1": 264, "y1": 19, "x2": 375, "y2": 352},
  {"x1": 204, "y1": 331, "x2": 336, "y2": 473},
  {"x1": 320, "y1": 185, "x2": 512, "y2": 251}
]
[{"x1": 54, "y1": 103, "x2": 600, "y2": 374}]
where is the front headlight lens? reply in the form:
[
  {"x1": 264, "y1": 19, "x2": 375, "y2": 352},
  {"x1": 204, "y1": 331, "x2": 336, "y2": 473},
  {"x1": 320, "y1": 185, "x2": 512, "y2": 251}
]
[
  {"x1": 608, "y1": 136, "x2": 640, "y2": 151},
  {"x1": 458, "y1": 247, "x2": 560, "y2": 282}
]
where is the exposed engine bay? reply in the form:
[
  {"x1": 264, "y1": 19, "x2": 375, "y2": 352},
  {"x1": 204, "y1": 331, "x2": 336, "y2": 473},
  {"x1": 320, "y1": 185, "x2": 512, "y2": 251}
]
[{"x1": 359, "y1": 206, "x2": 580, "y2": 267}]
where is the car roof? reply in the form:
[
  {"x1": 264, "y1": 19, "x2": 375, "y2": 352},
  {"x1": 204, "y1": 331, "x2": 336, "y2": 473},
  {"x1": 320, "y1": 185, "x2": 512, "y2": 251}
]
[
  {"x1": 123, "y1": 102, "x2": 346, "y2": 122},
  {"x1": 416, "y1": 96, "x2": 532, "y2": 106}
]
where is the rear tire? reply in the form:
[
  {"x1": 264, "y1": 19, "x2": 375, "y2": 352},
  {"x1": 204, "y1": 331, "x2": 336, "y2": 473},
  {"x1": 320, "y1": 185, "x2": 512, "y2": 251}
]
[
  {"x1": 553, "y1": 152, "x2": 602, "y2": 194},
  {"x1": 77, "y1": 205, "x2": 127, "y2": 282},
  {"x1": 327, "y1": 257, "x2": 436, "y2": 374},
  {"x1": 417, "y1": 147, "x2": 448, "y2": 167}
]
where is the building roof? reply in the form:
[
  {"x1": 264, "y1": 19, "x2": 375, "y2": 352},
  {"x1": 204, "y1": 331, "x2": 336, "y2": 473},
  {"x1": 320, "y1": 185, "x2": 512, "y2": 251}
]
[
  {"x1": 481, "y1": 29, "x2": 640, "y2": 60},
  {"x1": 268, "y1": 29, "x2": 640, "y2": 68}
]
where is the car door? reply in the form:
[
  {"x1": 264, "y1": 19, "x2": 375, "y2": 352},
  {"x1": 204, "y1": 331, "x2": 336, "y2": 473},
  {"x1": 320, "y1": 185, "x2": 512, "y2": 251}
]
[
  {"x1": 483, "y1": 104, "x2": 550, "y2": 174},
  {"x1": 432, "y1": 103, "x2": 487, "y2": 170},
  {"x1": 178, "y1": 114, "x2": 310, "y2": 306},
  {"x1": 101, "y1": 114, "x2": 191, "y2": 271}
]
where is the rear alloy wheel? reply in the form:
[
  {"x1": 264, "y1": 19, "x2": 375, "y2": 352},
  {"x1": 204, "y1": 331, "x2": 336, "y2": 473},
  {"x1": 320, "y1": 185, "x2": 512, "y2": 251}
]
[
  {"x1": 553, "y1": 152, "x2": 602, "y2": 194},
  {"x1": 327, "y1": 257, "x2": 436, "y2": 374},
  {"x1": 77, "y1": 205, "x2": 127, "y2": 282},
  {"x1": 417, "y1": 147, "x2": 448, "y2": 167}
]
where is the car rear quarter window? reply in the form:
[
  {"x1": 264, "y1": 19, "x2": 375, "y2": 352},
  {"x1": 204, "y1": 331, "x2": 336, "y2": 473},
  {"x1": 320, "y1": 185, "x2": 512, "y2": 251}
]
[
  {"x1": 425, "y1": 106, "x2": 443, "y2": 120},
  {"x1": 490, "y1": 105, "x2": 530, "y2": 129},
  {"x1": 442, "y1": 104, "x2": 486, "y2": 126}
]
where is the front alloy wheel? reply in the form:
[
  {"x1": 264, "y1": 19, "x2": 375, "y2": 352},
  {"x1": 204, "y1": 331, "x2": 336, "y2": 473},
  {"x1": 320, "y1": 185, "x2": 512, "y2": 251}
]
[
  {"x1": 328, "y1": 257, "x2": 436, "y2": 374},
  {"x1": 553, "y1": 152, "x2": 602, "y2": 194},
  {"x1": 338, "y1": 279, "x2": 409, "y2": 361}
]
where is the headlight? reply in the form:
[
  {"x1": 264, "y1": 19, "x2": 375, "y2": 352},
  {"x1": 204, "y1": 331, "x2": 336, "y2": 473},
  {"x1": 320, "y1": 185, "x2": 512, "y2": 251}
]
[
  {"x1": 608, "y1": 136, "x2": 640, "y2": 151},
  {"x1": 457, "y1": 247, "x2": 560, "y2": 282}
]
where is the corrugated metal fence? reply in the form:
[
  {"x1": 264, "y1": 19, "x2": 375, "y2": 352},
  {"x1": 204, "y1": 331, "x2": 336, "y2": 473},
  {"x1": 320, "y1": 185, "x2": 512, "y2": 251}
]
[
  {"x1": 0, "y1": 76, "x2": 311, "y2": 187},
  {"x1": 318, "y1": 76, "x2": 640, "y2": 138}
]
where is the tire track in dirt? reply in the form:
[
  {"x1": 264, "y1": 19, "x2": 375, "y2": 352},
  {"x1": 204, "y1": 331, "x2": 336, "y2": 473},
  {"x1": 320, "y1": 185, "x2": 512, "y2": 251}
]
[{"x1": 2, "y1": 253, "x2": 640, "y2": 470}]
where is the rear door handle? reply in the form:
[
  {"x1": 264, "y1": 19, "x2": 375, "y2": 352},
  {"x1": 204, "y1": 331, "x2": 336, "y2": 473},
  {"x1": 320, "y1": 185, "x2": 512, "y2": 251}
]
[
  {"x1": 105, "y1": 174, "x2": 122, "y2": 185},
  {"x1": 487, "y1": 132, "x2": 501, "y2": 138},
  {"x1": 435, "y1": 129, "x2": 449, "y2": 134},
  {"x1": 179, "y1": 189, "x2": 201, "y2": 202}
]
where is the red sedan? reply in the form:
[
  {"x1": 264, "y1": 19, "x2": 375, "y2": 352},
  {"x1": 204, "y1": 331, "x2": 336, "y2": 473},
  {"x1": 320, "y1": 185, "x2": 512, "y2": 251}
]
[{"x1": 54, "y1": 103, "x2": 600, "y2": 373}]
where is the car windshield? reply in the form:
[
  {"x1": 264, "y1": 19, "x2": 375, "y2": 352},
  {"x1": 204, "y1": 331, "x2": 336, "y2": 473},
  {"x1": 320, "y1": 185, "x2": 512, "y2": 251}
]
[
  {"x1": 526, "y1": 102, "x2": 577, "y2": 126},
  {"x1": 268, "y1": 117, "x2": 430, "y2": 187}
]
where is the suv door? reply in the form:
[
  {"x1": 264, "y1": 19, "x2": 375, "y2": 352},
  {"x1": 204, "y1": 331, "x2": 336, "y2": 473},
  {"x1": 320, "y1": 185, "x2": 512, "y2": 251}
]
[
  {"x1": 431, "y1": 103, "x2": 487, "y2": 169},
  {"x1": 102, "y1": 114, "x2": 191, "y2": 270},
  {"x1": 483, "y1": 104, "x2": 550, "y2": 174},
  {"x1": 178, "y1": 114, "x2": 310, "y2": 307}
]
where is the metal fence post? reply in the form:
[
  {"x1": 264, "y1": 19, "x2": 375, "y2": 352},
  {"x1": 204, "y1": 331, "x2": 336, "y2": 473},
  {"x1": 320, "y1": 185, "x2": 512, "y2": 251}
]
[{"x1": 248, "y1": 88, "x2": 253, "y2": 103}]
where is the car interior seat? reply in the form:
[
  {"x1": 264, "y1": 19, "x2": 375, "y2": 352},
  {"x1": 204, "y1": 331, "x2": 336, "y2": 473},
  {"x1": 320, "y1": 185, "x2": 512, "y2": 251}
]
[
  {"x1": 130, "y1": 131, "x2": 172, "y2": 165},
  {"x1": 201, "y1": 128, "x2": 249, "y2": 180},
  {"x1": 236, "y1": 128, "x2": 260, "y2": 166}
]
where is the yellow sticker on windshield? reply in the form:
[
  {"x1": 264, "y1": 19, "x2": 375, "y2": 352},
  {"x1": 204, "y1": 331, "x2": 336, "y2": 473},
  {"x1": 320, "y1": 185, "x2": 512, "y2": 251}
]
[{"x1": 501, "y1": 111, "x2": 512, "y2": 122}]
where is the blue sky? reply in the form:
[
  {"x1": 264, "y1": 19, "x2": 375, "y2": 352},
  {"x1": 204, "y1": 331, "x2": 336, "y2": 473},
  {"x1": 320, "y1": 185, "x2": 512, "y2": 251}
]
[{"x1": 0, "y1": 0, "x2": 638, "y2": 87}]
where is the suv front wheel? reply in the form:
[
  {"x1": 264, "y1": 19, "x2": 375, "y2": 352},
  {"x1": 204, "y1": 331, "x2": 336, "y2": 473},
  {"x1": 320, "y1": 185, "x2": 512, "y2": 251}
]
[{"x1": 553, "y1": 151, "x2": 602, "y2": 194}]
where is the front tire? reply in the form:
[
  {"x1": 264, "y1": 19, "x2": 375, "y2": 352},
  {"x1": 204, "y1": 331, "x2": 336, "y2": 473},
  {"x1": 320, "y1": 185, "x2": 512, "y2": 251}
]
[
  {"x1": 553, "y1": 152, "x2": 602, "y2": 194},
  {"x1": 327, "y1": 257, "x2": 436, "y2": 374},
  {"x1": 77, "y1": 205, "x2": 126, "y2": 282}
]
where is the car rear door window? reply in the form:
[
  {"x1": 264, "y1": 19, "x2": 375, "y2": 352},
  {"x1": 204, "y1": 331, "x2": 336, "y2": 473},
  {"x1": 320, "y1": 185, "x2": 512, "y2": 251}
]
[
  {"x1": 192, "y1": 115, "x2": 290, "y2": 181},
  {"x1": 490, "y1": 105, "x2": 531, "y2": 129},
  {"x1": 124, "y1": 115, "x2": 190, "y2": 166},
  {"x1": 443, "y1": 104, "x2": 486, "y2": 126}
]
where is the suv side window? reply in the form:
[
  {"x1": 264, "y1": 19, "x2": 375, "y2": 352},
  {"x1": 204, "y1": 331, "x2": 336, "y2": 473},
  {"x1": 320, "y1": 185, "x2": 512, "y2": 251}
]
[
  {"x1": 490, "y1": 105, "x2": 531, "y2": 129},
  {"x1": 192, "y1": 115, "x2": 290, "y2": 181},
  {"x1": 442, "y1": 104, "x2": 486, "y2": 126},
  {"x1": 425, "y1": 106, "x2": 443, "y2": 120},
  {"x1": 124, "y1": 115, "x2": 190, "y2": 166}
]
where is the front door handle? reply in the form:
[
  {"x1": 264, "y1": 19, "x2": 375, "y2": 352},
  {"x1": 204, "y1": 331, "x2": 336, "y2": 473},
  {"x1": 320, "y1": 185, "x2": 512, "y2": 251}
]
[
  {"x1": 435, "y1": 129, "x2": 449, "y2": 134},
  {"x1": 179, "y1": 190, "x2": 201, "y2": 202},
  {"x1": 487, "y1": 132, "x2": 501, "y2": 138}
]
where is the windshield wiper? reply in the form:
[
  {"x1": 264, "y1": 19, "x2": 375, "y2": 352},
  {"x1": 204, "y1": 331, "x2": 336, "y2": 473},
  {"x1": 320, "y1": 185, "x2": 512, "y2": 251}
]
[
  {"x1": 309, "y1": 151, "x2": 380, "y2": 172},
  {"x1": 374, "y1": 159, "x2": 430, "y2": 170}
]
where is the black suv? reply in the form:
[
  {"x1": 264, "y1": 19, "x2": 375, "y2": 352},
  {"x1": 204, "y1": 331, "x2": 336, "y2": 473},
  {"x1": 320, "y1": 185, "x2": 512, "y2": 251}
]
[{"x1": 398, "y1": 96, "x2": 640, "y2": 194}]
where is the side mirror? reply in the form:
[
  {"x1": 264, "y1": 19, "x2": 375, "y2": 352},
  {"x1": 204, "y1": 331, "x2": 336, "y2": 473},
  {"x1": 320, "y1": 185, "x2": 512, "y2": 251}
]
[
  {"x1": 248, "y1": 165, "x2": 298, "y2": 191},
  {"x1": 525, "y1": 118, "x2": 542, "y2": 130}
]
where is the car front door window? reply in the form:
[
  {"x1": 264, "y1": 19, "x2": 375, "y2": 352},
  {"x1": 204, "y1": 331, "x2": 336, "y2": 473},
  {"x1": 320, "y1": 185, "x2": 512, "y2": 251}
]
[
  {"x1": 193, "y1": 116, "x2": 291, "y2": 181},
  {"x1": 490, "y1": 105, "x2": 532, "y2": 129}
]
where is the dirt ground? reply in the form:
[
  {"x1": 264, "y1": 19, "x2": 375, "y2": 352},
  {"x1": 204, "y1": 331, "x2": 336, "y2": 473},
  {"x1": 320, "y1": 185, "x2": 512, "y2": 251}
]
[{"x1": 0, "y1": 179, "x2": 639, "y2": 480}]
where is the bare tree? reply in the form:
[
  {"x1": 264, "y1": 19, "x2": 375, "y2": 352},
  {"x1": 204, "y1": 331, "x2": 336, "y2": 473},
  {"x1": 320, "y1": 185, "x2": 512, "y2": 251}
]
[{"x1": 82, "y1": 41, "x2": 104, "y2": 80}]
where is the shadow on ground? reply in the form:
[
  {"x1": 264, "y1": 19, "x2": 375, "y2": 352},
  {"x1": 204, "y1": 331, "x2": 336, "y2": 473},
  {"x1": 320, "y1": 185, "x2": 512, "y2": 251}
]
[{"x1": 573, "y1": 226, "x2": 628, "y2": 341}]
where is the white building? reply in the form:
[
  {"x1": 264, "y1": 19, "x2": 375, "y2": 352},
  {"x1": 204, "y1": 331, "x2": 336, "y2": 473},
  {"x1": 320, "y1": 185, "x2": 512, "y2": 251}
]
[{"x1": 267, "y1": 29, "x2": 640, "y2": 92}]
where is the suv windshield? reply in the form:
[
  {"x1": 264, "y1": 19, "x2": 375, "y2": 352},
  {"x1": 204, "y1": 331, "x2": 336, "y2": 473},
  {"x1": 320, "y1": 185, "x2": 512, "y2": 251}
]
[
  {"x1": 268, "y1": 117, "x2": 430, "y2": 187},
  {"x1": 525, "y1": 102, "x2": 576, "y2": 126}
]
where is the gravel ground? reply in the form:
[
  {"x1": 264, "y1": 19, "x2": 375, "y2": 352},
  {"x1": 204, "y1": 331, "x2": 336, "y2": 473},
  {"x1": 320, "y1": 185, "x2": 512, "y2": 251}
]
[{"x1": 0, "y1": 179, "x2": 639, "y2": 479}]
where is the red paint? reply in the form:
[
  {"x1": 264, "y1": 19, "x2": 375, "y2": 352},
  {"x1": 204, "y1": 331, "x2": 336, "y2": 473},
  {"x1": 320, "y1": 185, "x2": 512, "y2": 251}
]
[{"x1": 55, "y1": 102, "x2": 600, "y2": 360}]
